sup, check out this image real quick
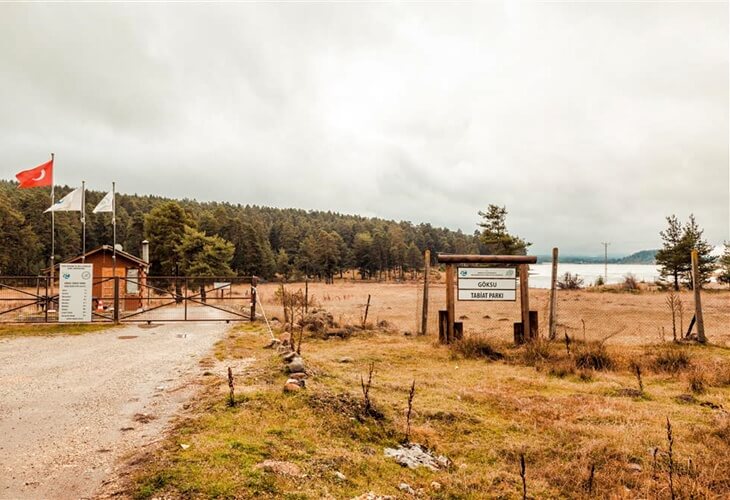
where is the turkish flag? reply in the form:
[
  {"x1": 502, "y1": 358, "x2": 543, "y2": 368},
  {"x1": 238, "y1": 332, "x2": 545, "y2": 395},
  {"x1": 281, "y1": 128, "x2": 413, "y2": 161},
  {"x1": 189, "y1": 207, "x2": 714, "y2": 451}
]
[{"x1": 16, "y1": 159, "x2": 53, "y2": 188}]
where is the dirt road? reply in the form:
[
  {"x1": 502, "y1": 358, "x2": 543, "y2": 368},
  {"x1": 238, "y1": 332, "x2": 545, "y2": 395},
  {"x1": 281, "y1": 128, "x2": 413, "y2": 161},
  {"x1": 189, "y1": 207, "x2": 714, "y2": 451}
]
[{"x1": 0, "y1": 322, "x2": 233, "y2": 499}]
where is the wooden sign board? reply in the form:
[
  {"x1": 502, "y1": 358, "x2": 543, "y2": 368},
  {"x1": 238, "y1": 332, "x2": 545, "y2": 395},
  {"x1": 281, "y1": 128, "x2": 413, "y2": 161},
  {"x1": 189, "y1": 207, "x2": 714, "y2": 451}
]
[
  {"x1": 457, "y1": 267, "x2": 516, "y2": 302},
  {"x1": 458, "y1": 289, "x2": 517, "y2": 301}
]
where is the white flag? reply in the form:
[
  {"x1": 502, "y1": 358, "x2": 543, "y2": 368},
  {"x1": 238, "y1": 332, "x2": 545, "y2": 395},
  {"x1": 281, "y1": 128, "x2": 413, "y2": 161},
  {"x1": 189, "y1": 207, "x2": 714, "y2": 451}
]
[
  {"x1": 45, "y1": 187, "x2": 82, "y2": 212},
  {"x1": 93, "y1": 191, "x2": 114, "y2": 213}
]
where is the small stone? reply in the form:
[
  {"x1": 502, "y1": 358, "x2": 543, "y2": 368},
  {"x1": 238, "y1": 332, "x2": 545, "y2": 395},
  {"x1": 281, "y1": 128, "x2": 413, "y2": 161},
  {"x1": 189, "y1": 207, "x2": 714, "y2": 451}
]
[
  {"x1": 398, "y1": 483, "x2": 415, "y2": 495},
  {"x1": 287, "y1": 358, "x2": 306, "y2": 373},
  {"x1": 282, "y1": 351, "x2": 297, "y2": 362},
  {"x1": 180, "y1": 443, "x2": 190, "y2": 450},
  {"x1": 339, "y1": 357, "x2": 354, "y2": 363},
  {"x1": 334, "y1": 471, "x2": 346, "y2": 481},
  {"x1": 283, "y1": 382, "x2": 301, "y2": 393},
  {"x1": 430, "y1": 481, "x2": 442, "y2": 490},
  {"x1": 627, "y1": 463, "x2": 642, "y2": 473},
  {"x1": 285, "y1": 378, "x2": 300, "y2": 385},
  {"x1": 264, "y1": 339, "x2": 282, "y2": 349},
  {"x1": 289, "y1": 372, "x2": 307, "y2": 380}
]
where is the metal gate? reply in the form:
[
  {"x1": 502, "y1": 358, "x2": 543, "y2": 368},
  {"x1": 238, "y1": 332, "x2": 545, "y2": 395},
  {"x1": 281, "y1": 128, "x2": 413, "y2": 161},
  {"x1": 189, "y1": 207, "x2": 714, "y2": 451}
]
[{"x1": 0, "y1": 276, "x2": 256, "y2": 324}]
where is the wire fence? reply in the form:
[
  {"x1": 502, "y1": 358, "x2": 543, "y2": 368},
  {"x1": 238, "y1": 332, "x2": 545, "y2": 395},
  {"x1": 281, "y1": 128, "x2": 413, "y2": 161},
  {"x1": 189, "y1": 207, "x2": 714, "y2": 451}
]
[
  {"x1": 257, "y1": 273, "x2": 730, "y2": 346},
  {"x1": 2, "y1": 272, "x2": 728, "y2": 346}
]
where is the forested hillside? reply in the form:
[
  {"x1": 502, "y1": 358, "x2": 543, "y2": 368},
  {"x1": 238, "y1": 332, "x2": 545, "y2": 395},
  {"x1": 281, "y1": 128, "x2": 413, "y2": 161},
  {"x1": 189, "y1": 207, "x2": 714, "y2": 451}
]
[{"x1": 0, "y1": 180, "x2": 481, "y2": 278}]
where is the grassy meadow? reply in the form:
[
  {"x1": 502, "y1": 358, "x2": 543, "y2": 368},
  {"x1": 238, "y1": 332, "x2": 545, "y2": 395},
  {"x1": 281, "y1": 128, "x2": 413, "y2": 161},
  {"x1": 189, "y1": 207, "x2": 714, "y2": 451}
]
[{"x1": 126, "y1": 321, "x2": 730, "y2": 499}]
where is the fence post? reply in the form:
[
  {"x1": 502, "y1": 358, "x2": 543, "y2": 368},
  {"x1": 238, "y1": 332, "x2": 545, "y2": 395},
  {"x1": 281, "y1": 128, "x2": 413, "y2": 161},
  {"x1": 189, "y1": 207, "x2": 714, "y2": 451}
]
[
  {"x1": 549, "y1": 247, "x2": 559, "y2": 340},
  {"x1": 519, "y1": 264, "x2": 531, "y2": 341},
  {"x1": 113, "y1": 277, "x2": 120, "y2": 324},
  {"x1": 445, "y1": 264, "x2": 455, "y2": 343},
  {"x1": 420, "y1": 249, "x2": 430, "y2": 335},
  {"x1": 691, "y1": 249, "x2": 706, "y2": 343},
  {"x1": 184, "y1": 278, "x2": 188, "y2": 321},
  {"x1": 250, "y1": 276, "x2": 258, "y2": 321},
  {"x1": 363, "y1": 294, "x2": 371, "y2": 327}
]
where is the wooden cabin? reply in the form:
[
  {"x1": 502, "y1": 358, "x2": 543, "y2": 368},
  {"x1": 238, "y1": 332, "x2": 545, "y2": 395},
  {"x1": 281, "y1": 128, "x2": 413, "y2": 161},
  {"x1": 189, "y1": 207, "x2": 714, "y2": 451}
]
[{"x1": 56, "y1": 246, "x2": 148, "y2": 311}]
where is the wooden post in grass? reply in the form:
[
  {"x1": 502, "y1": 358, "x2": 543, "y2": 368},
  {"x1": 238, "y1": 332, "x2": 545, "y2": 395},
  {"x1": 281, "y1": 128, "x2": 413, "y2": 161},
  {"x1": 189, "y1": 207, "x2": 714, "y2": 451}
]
[
  {"x1": 362, "y1": 294, "x2": 371, "y2": 327},
  {"x1": 691, "y1": 249, "x2": 706, "y2": 343},
  {"x1": 446, "y1": 264, "x2": 455, "y2": 343},
  {"x1": 548, "y1": 247, "x2": 558, "y2": 340},
  {"x1": 250, "y1": 276, "x2": 258, "y2": 322},
  {"x1": 519, "y1": 264, "x2": 531, "y2": 340},
  {"x1": 420, "y1": 249, "x2": 430, "y2": 335}
]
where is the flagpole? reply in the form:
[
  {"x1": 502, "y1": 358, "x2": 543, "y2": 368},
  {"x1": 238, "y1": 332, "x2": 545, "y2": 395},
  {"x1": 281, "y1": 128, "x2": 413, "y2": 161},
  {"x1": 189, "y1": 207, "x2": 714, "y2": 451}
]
[
  {"x1": 81, "y1": 180, "x2": 86, "y2": 262},
  {"x1": 50, "y1": 153, "x2": 56, "y2": 307},
  {"x1": 112, "y1": 181, "x2": 116, "y2": 279}
]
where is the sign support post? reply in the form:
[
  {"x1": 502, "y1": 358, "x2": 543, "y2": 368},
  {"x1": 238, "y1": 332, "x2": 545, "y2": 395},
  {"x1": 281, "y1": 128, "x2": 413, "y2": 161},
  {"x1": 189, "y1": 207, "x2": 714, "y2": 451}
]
[
  {"x1": 445, "y1": 264, "x2": 455, "y2": 343},
  {"x1": 519, "y1": 264, "x2": 531, "y2": 340}
]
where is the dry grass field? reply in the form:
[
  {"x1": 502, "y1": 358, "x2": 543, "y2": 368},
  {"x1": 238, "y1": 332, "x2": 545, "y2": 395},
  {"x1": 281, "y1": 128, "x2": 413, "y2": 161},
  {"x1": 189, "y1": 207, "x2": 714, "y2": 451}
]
[
  {"x1": 255, "y1": 281, "x2": 730, "y2": 346},
  {"x1": 123, "y1": 282, "x2": 730, "y2": 499}
]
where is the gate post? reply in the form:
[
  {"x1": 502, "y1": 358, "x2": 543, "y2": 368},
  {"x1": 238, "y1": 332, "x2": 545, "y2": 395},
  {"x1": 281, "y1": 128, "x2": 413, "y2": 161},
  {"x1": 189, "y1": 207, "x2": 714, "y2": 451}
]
[
  {"x1": 250, "y1": 276, "x2": 258, "y2": 322},
  {"x1": 44, "y1": 276, "x2": 49, "y2": 323},
  {"x1": 113, "y1": 277, "x2": 120, "y2": 324}
]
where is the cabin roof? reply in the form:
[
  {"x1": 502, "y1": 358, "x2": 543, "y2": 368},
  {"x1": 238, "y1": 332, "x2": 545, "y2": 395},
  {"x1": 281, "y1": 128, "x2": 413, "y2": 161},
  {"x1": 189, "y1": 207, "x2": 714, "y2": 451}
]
[{"x1": 45, "y1": 245, "x2": 148, "y2": 271}]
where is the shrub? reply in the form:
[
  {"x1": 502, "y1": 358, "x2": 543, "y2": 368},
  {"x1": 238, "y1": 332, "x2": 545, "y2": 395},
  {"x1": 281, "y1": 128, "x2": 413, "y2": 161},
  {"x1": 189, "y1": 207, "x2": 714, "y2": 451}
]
[
  {"x1": 594, "y1": 275, "x2": 605, "y2": 287},
  {"x1": 557, "y1": 272, "x2": 584, "y2": 290},
  {"x1": 548, "y1": 359, "x2": 575, "y2": 378},
  {"x1": 687, "y1": 368, "x2": 707, "y2": 394},
  {"x1": 522, "y1": 340, "x2": 552, "y2": 366},
  {"x1": 451, "y1": 335, "x2": 504, "y2": 361},
  {"x1": 652, "y1": 347, "x2": 692, "y2": 374},
  {"x1": 622, "y1": 273, "x2": 639, "y2": 292},
  {"x1": 574, "y1": 342, "x2": 614, "y2": 371}
]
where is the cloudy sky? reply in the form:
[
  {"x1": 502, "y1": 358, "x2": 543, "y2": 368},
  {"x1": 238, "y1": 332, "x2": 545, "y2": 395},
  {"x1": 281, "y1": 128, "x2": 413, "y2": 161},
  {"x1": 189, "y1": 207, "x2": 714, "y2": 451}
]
[{"x1": 1, "y1": 2, "x2": 728, "y2": 255}]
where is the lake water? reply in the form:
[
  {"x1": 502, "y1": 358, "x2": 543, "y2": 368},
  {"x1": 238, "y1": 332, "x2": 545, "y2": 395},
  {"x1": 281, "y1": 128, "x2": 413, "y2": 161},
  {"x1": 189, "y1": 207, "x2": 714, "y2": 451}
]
[{"x1": 528, "y1": 264, "x2": 661, "y2": 289}]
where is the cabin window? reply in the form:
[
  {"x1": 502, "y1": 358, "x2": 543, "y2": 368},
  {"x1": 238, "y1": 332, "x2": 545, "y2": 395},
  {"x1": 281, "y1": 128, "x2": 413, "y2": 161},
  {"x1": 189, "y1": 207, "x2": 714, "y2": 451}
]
[{"x1": 126, "y1": 269, "x2": 139, "y2": 294}]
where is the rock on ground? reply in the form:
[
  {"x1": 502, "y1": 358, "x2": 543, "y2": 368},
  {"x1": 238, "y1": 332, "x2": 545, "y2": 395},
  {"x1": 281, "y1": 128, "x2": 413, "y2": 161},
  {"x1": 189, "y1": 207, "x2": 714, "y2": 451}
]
[{"x1": 384, "y1": 443, "x2": 451, "y2": 471}]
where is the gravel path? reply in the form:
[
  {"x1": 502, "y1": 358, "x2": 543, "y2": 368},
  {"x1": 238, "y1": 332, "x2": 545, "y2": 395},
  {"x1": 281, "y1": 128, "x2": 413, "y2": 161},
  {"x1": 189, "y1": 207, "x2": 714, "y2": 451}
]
[{"x1": 0, "y1": 322, "x2": 232, "y2": 499}]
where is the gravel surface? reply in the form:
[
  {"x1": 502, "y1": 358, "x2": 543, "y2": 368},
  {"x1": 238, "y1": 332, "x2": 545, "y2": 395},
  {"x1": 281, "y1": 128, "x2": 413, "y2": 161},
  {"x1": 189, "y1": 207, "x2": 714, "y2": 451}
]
[{"x1": 0, "y1": 322, "x2": 232, "y2": 499}]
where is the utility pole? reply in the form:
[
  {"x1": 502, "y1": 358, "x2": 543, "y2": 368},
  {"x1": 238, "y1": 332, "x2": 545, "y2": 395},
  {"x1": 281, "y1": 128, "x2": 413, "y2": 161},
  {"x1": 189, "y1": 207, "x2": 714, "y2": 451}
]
[{"x1": 602, "y1": 242, "x2": 610, "y2": 284}]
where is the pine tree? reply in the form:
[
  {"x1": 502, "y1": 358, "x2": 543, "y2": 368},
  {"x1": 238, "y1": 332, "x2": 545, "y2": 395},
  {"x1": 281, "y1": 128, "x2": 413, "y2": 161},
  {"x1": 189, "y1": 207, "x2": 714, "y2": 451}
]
[
  {"x1": 477, "y1": 205, "x2": 530, "y2": 255},
  {"x1": 144, "y1": 201, "x2": 190, "y2": 275},
  {"x1": 656, "y1": 214, "x2": 716, "y2": 290},
  {"x1": 656, "y1": 215, "x2": 688, "y2": 291}
]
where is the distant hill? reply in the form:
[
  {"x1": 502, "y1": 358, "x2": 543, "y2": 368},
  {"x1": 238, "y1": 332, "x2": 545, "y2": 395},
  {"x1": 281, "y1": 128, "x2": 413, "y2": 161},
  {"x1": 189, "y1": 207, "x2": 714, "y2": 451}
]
[
  {"x1": 614, "y1": 250, "x2": 657, "y2": 264},
  {"x1": 536, "y1": 249, "x2": 658, "y2": 265}
]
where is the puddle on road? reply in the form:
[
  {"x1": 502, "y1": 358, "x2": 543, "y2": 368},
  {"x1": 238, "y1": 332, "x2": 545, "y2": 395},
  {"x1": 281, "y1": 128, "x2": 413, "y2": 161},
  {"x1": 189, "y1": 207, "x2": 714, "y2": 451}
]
[{"x1": 117, "y1": 336, "x2": 138, "y2": 340}]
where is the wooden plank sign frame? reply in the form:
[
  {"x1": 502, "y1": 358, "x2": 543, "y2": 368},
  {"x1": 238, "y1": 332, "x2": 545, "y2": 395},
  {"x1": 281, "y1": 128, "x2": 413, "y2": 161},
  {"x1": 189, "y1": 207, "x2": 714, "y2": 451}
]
[{"x1": 437, "y1": 253, "x2": 537, "y2": 344}]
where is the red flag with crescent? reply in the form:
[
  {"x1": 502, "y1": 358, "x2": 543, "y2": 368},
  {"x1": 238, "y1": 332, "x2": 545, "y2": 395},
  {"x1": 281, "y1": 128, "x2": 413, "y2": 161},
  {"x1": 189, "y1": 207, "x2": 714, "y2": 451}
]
[{"x1": 16, "y1": 159, "x2": 53, "y2": 188}]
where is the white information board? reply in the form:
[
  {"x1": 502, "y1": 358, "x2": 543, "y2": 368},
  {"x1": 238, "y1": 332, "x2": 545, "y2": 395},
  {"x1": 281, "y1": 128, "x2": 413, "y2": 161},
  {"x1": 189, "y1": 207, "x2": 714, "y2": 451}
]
[
  {"x1": 59, "y1": 263, "x2": 93, "y2": 322},
  {"x1": 457, "y1": 267, "x2": 516, "y2": 302}
]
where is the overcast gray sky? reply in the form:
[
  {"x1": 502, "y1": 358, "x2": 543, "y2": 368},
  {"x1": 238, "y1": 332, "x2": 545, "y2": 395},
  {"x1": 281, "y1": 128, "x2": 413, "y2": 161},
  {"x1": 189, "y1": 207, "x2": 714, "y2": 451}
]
[{"x1": 1, "y1": 2, "x2": 728, "y2": 255}]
